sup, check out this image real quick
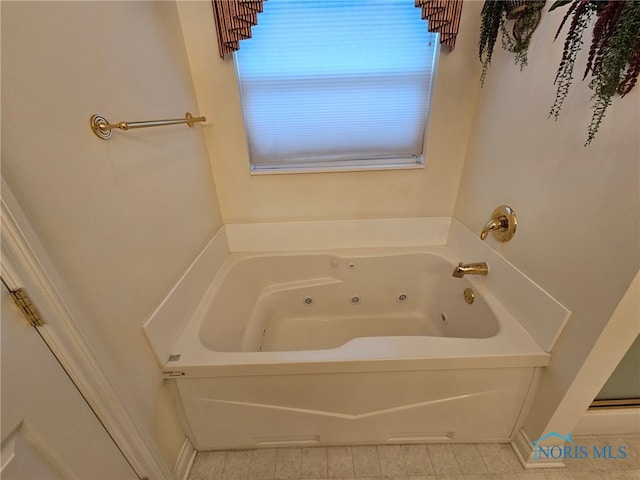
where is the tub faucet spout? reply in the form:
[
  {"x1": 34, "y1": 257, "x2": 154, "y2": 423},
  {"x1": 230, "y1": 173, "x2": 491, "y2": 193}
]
[{"x1": 452, "y1": 262, "x2": 489, "y2": 278}]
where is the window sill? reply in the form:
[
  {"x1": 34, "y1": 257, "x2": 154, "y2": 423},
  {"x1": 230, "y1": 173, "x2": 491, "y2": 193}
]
[{"x1": 250, "y1": 158, "x2": 425, "y2": 175}]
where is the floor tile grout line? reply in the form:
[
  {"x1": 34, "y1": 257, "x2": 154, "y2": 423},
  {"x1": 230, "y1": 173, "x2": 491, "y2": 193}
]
[
  {"x1": 324, "y1": 447, "x2": 328, "y2": 479},
  {"x1": 449, "y1": 444, "x2": 466, "y2": 476},
  {"x1": 476, "y1": 445, "x2": 493, "y2": 476},
  {"x1": 449, "y1": 444, "x2": 463, "y2": 476},
  {"x1": 220, "y1": 451, "x2": 228, "y2": 480},
  {"x1": 270, "y1": 448, "x2": 277, "y2": 480},
  {"x1": 423, "y1": 444, "x2": 435, "y2": 477},
  {"x1": 374, "y1": 445, "x2": 381, "y2": 477},
  {"x1": 296, "y1": 447, "x2": 303, "y2": 480},
  {"x1": 399, "y1": 445, "x2": 409, "y2": 476},
  {"x1": 350, "y1": 446, "x2": 355, "y2": 478}
]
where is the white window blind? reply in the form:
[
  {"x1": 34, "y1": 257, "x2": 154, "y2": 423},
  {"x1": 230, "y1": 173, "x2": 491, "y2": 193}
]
[{"x1": 234, "y1": 0, "x2": 439, "y2": 173}]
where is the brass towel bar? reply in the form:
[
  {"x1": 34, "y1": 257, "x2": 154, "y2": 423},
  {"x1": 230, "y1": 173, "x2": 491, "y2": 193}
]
[{"x1": 90, "y1": 112, "x2": 206, "y2": 140}]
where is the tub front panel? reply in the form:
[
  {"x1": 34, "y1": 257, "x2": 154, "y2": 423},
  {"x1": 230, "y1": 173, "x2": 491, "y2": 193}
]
[
  {"x1": 198, "y1": 253, "x2": 500, "y2": 353},
  {"x1": 176, "y1": 366, "x2": 537, "y2": 450}
]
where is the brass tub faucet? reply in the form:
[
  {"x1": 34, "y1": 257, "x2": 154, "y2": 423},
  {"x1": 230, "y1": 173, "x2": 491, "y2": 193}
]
[{"x1": 452, "y1": 262, "x2": 489, "y2": 278}]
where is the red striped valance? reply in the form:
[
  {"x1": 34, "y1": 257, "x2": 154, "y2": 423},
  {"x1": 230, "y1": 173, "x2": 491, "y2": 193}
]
[
  {"x1": 415, "y1": 0, "x2": 464, "y2": 48},
  {"x1": 212, "y1": 0, "x2": 464, "y2": 58}
]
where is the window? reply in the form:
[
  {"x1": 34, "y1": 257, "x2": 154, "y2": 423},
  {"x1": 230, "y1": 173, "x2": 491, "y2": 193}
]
[{"x1": 234, "y1": 0, "x2": 440, "y2": 173}]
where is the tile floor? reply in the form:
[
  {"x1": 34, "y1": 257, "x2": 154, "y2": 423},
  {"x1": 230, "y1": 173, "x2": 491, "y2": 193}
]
[{"x1": 188, "y1": 435, "x2": 640, "y2": 480}]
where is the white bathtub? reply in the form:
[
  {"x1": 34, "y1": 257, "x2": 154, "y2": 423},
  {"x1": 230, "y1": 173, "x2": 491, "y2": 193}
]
[{"x1": 163, "y1": 247, "x2": 550, "y2": 450}]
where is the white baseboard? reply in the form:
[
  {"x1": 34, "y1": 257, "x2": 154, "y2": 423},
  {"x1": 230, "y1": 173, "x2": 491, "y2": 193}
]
[
  {"x1": 510, "y1": 429, "x2": 565, "y2": 469},
  {"x1": 173, "y1": 437, "x2": 196, "y2": 480},
  {"x1": 573, "y1": 408, "x2": 640, "y2": 436}
]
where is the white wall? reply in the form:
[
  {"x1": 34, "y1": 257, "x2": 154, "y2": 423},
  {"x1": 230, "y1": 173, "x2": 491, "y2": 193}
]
[
  {"x1": 454, "y1": 9, "x2": 639, "y2": 440},
  {"x1": 178, "y1": 1, "x2": 483, "y2": 223},
  {"x1": 2, "y1": 1, "x2": 222, "y2": 471}
]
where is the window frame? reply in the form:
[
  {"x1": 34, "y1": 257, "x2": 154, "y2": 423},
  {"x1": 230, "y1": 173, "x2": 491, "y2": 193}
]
[{"x1": 232, "y1": 1, "x2": 441, "y2": 175}]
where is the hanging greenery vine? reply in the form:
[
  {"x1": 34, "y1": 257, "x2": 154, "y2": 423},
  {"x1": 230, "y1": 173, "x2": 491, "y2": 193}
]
[
  {"x1": 550, "y1": 0, "x2": 640, "y2": 144},
  {"x1": 479, "y1": 1, "x2": 506, "y2": 83},
  {"x1": 479, "y1": 1, "x2": 547, "y2": 84},
  {"x1": 502, "y1": 2, "x2": 547, "y2": 69}
]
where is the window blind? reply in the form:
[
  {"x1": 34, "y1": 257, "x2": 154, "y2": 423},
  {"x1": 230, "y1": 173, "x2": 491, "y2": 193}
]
[{"x1": 234, "y1": 0, "x2": 439, "y2": 172}]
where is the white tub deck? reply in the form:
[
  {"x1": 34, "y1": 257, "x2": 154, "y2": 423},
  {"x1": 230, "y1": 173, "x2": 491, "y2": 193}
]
[
  {"x1": 163, "y1": 248, "x2": 550, "y2": 379},
  {"x1": 165, "y1": 316, "x2": 549, "y2": 379}
]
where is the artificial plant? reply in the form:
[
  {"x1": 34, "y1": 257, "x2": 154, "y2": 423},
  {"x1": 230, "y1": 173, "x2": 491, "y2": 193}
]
[
  {"x1": 479, "y1": 0, "x2": 547, "y2": 83},
  {"x1": 550, "y1": 0, "x2": 640, "y2": 145}
]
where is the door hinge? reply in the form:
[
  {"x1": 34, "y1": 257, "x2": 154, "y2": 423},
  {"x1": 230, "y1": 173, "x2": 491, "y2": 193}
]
[{"x1": 9, "y1": 288, "x2": 45, "y2": 327}]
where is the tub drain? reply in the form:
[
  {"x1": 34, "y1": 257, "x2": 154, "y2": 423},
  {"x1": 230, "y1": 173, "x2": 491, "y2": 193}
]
[
  {"x1": 397, "y1": 293, "x2": 408, "y2": 303},
  {"x1": 304, "y1": 296, "x2": 314, "y2": 305},
  {"x1": 464, "y1": 288, "x2": 475, "y2": 304},
  {"x1": 351, "y1": 295, "x2": 361, "y2": 305}
]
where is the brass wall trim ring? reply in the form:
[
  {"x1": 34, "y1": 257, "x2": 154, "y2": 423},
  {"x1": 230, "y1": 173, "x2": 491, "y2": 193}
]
[{"x1": 91, "y1": 115, "x2": 112, "y2": 140}]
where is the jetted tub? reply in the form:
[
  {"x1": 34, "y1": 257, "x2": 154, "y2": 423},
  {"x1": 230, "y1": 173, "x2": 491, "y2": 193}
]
[{"x1": 164, "y1": 247, "x2": 550, "y2": 450}]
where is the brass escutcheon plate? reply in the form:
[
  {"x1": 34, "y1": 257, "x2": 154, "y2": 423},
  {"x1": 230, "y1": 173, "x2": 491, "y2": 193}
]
[{"x1": 492, "y1": 205, "x2": 517, "y2": 242}]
